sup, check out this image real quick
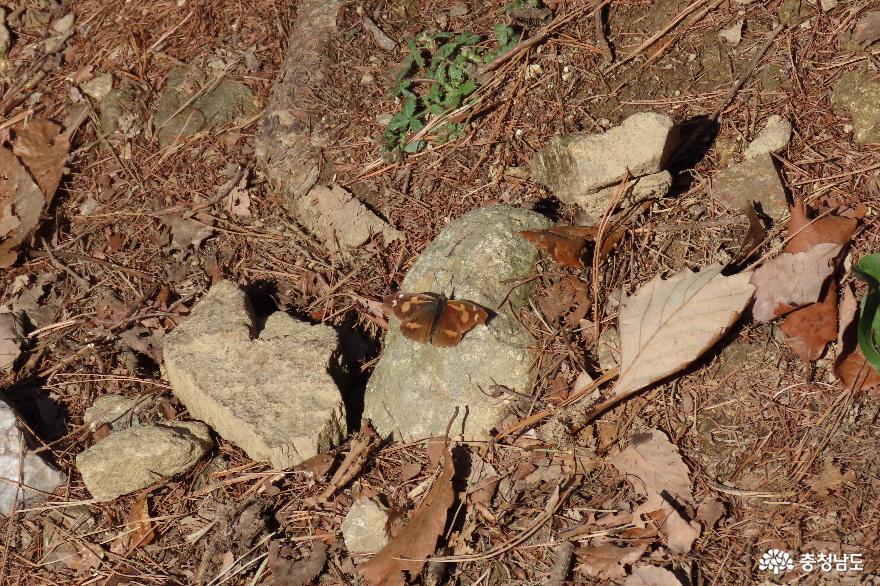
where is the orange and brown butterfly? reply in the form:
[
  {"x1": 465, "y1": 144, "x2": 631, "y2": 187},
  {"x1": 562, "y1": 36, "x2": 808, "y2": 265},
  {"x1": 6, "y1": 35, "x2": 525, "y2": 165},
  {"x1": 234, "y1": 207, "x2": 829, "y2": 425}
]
[{"x1": 382, "y1": 292, "x2": 489, "y2": 347}]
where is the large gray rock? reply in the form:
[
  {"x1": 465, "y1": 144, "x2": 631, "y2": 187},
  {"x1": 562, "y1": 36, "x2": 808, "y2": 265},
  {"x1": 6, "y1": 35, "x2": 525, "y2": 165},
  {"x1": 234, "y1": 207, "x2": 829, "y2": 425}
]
[
  {"x1": 711, "y1": 153, "x2": 788, "y2": 220},
  {"x1": 0, "y1": 400, "x2": 65, "y2": 514},
  {"x1": 76, "y1": 421, "x2": 211, "y2": 501},
  {"x1": 531, "y1": 112, "x2": 679, "y2": 205},
  {"x1": 162, "y1": 282, "x2": 346, "y2": 469},
  {"x1": 364, "y1": 205, "x2": 550, "y2": 441},
  {"x1": 832, "y1": 68, "x2": 880, "y2": 145}
]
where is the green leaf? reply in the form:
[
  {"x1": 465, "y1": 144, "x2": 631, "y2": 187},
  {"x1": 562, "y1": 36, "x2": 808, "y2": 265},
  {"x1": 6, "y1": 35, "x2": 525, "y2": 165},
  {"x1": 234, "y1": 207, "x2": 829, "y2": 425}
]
[
  {"x1": 458, "y1": 79, "x2": 477, "y2": 98},
  {"x1": 494, "y1": 24, "x2": 512, "y2": 47},
  {"x1": 426, "y1": 83, "x2": 443, "y2": 104},
  {"x1": 432, "y1": 41, "x2": 459, "y2": 68},
  {"x1": 454, "y1": 32, "x2": 481, "y2": 45},
  {"x1": 402, "y1": 94, "x2": 418, "y2": 118},
  {"x1": 448, "y1": 64, "x2": 463, "y2": 83},
  {"x1": 404, "y1": 140, "x2": 426, "y2": 153},
  {"x1": 427, "y1": 103, "x2": 445, "y2": 115},
  {"x1": 386, "y1": 113, "x2": 411, "y2": 133},
  {"x1": 854, "y1": 254, "x2": 880, "y2": 374}
]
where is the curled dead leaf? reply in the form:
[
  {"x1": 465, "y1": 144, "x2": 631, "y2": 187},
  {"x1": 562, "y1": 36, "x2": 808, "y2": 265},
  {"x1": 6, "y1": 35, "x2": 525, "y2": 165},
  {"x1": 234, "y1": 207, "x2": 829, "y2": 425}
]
[{"x1": 359, "y1": 447, "x2": 455, "y2": 586}]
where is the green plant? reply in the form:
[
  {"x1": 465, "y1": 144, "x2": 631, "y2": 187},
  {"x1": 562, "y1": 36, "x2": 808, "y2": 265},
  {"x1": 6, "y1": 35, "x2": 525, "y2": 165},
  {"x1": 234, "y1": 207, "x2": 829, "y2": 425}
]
[
  {"x1": 382, "y1": 25, "x2": 518, "y2": 155},
  {"x1": 854, "y1": 253, "x2": 880, "y2": 373}
]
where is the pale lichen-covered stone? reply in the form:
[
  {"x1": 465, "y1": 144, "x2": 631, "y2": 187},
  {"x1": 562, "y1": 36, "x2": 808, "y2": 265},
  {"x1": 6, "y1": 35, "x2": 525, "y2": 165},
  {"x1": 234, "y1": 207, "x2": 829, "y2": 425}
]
[{"x1": 364, "y1": 205, "x2": 550, "y2": 441}]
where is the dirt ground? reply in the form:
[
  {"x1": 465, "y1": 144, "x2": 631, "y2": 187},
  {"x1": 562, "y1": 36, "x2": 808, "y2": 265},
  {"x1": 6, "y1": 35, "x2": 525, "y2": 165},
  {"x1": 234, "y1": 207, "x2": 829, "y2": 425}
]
[{"x1": 2, "y1": 0, "x2": 880, "y2": 584}]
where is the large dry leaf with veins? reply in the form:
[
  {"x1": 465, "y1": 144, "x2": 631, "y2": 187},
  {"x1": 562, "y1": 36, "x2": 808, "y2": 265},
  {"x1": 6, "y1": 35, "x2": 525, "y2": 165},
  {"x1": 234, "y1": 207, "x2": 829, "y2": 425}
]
[
  {"x1": 615, "y1": 264, "x2": 754, "y2": 396},
  {"x1": 610, "y1": 430, "x2": 700, "y2": 554},
  {"x1": 576, "y1": 542, "x2": 648, "y2": 579},
  {"x1": 834, "y1": 285, "x2": 880, "y2": 390},
  {"x1": 12, "y1": 119, "x2": 69, "y2": 198},
  {"x1": 359, "y1": 447, "x2": 455, "y2": 586},
  {"x1": 750, "y1": 242, "x2": 841, "y2": 323},
  {"x1": 0, "y1": 147, "x2": 44, "y2": 267}
]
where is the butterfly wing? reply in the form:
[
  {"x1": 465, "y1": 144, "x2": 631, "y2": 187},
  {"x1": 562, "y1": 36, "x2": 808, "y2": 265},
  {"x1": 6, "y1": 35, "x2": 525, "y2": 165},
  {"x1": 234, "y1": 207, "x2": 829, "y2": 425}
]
[
  {"x1": 383, "y1": 293, "x2": 442, "y2": 345},
  {"x1": 431, "y1": 300, "x2": 489, "y2": 347}
]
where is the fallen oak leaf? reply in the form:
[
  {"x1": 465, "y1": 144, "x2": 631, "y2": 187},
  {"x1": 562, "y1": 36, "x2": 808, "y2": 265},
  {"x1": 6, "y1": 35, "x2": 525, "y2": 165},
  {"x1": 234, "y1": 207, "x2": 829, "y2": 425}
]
[
  {"x1": 780, "y1": 285, "x2": 838, "y2": 362},
  {"x1": 833, "y1": 284, "x2": 880, "y2": 390},
  {"x1": 749, "y1": 242, "x2": 841, "y2": 323},
  {"x1": 614, "y1": 264, "x2": 754, "y2": 398},
  {"x1": 731, "y1": 202, "x2": 767, "y2": 265},
  {"x1": 359, "y1": 446, "x2": 455, "y2": 586},
  {"x1": 609, "y1": 430, "x2": 700, "y2": 554},
  {"x1": 110, "y1": 493, "x2": 155, "y2": 554},
  {"x1": 0, "y1": 147, "x2": 44, "y2": 267},
  {"x1": 12, "y1": 119, "x2": 70, "y2": 198},
  {"x1": 786, "y1": 196, "x2": 857, "y2": 254}
]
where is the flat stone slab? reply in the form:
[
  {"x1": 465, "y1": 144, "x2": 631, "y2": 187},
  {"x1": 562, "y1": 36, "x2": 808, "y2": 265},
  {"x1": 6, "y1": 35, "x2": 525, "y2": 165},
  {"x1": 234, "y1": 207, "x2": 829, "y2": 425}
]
[
  {"x1": 711, "y1": 153, "x2": 788, "y2": 220},
  {"x1": 363, "y1": 205, "x2": 550, "y2": 441},
  {"x1": 76, "y1": 421, "x2": 211, "y2": 501},
  {"x1": 0, "y1": 399, "x2": 65, "y2": 513},
  {"x1": 831, "y1": 68, "x2": 880, "y2": 145},
  {"x1": 531, "y1": 112, "x2": 679, "y2": 203},
  {"x1": 162, "y1": 282, "x2": 346, "y2": 469}
]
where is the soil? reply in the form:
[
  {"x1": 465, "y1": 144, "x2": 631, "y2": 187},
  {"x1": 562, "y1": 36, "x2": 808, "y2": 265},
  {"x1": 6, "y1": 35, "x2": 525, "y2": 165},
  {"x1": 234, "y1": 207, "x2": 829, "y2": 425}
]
[{"x1": 2, "y1": 0, "x2": 880, "y2": 584}]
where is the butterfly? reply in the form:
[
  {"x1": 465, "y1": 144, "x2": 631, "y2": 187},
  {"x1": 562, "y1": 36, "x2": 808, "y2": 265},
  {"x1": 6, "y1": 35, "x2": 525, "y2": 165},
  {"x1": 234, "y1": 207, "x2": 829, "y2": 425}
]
[
  {"x1": 519, "y1": 224, "x2": 627, "y2": 268},
  {"x1": 383, "y1": 292, "x2": 490, "y2": 347}
]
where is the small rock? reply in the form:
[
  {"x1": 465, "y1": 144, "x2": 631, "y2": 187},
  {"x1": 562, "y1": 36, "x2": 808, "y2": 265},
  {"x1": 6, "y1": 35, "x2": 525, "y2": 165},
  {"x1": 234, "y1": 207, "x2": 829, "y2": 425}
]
[
  {"x1": 360, "y1": 70, "x2": 374, "y2": 85},
  {"x1": 76, "y1": 421, "x2": 211, "y2": 501},
  {"x1": 718, "y1": 20, "x2": 744, "y2": 45},
  {"x1": 341, "y1": 497, "x2": 391, "y2": 554},
  {"x1": 597, "y1": 328, "x2": 621, "y2": 372},
  {"x1": 99, "y1": 84, "x2": 140, "y2": 135},
  {"x1": 83, "y1": 394, "x2": 152, "y2": 431},
  {"x1": 831, "y1": 68, "x2": 880, "y2": 144},
  {"x1": 449, "y1": 3, "x2": 470, "y2": 17},
  {"x1": 41, "y1": 505, "x2": 97, "y2": 569},
  {"x1": 243, "y1": 50, "x2": 261, "y2": 71},
  {"x1": 52, "y1": 13, "x2": 75, "y2": 34},
  {"x1": 296, "y1": 184, "x2": 402, "y2": 253},
  {"x1": 777, "y1": 0, "x2": 813, "y2": 25},
  {"x1": 820, "y1": 0, "x2": 837, "y2": 11},
  {"x1": 163, "y1": 282, "x2": 347, "y2": 469},
  {"x1": 711, "y1": 153, "x2": 788, "y2": 220},
  {"x1": 80, "y1": 73, "x2": 113, "y2": 101},
  {"x1": 154, "y1": 65, "x2": 258, "y2": 147},
  {"x1": 364, "y1": 205, "x2": 550, "y2": 441},
  {"x1": 79, "y1": 197, "x2": 100, "y2": 216},
  {"x1": 844, "y1": 11, "x2": 880, "y2": 49},
  {"x1": 744, "y1": 115, "x2": 792, "y2": 158},
  {"x1": 0, "y1": 400, "x2": 66, "y2": 514},
  {"x1": 531, "y1": 112, "x2": 679, "y2": 204}
]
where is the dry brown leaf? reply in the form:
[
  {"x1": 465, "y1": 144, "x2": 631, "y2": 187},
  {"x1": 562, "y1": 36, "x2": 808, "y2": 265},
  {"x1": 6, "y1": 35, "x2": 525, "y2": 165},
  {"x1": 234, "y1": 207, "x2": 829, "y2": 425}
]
[
  {"x1": 779, "y1": 285, "x2": 838, "y2": 361},
  {"x1": 400, "y1": 462, "x2": 422, "y2": 482},
  {"x1": 0, "y1": 312, "x2": 22, "y2": 373},
  {"x1": 786, "y1": 197, "x2": 857, "y2": 254},
  {"x1": 0, "y1": 147, "x2": 44, "y2": 267},
  {"x1": 359, "y1": 447, "x2": 455, "y2": 586},
  {"x1": 626, "y1": 564, "x2": 686, "y2": 586},
  {"x1": 165, "y1": 213, "x2": 216, "y2": 250},
  {"x1": 696, "y1": 498, "x2": 725, "y2": 530},
  {"x1": 750, "y1": 243, "x2": 841, "y2": 322},
  {"x1": 834, "y1": 285, "x2": 880, "y2": 390},
  {"x1": 268, "y1": 540, "x2": 328, "y2": 586},
  {"x1": 615, "y1": 265, "x2": 754, "y2": 397},
  {"x1": 575, "y1": 542, "x2": 648, "y2": 579},
  {"x1": 12, "y1": 119, "x2": 69, "y2": 198},
  {"x1": 610, "y1": 430, "x2": 700, "y2": 554},
  {"x1": 110, "y1": 494, "x2": 155, "y2": 554},
  {"x1": 732, "y1": 202, "x2": 767, "y2": 265},
  {"x1": 520, "y1": 224, "x2": 626, "y2": 268}
]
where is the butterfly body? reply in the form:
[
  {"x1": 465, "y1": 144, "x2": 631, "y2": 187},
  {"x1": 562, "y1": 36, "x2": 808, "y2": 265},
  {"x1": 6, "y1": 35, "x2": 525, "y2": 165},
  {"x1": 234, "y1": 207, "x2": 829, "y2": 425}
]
[{"x1": 383, "y1": 292, "x2": 489, "y2": 347}]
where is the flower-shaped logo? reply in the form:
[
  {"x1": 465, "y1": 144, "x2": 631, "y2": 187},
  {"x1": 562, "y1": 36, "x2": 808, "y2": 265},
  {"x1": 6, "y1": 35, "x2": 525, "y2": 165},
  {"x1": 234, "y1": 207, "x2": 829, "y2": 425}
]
[{"x1": 759, "y1": 549, "x2": 794, "y2": 575}]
